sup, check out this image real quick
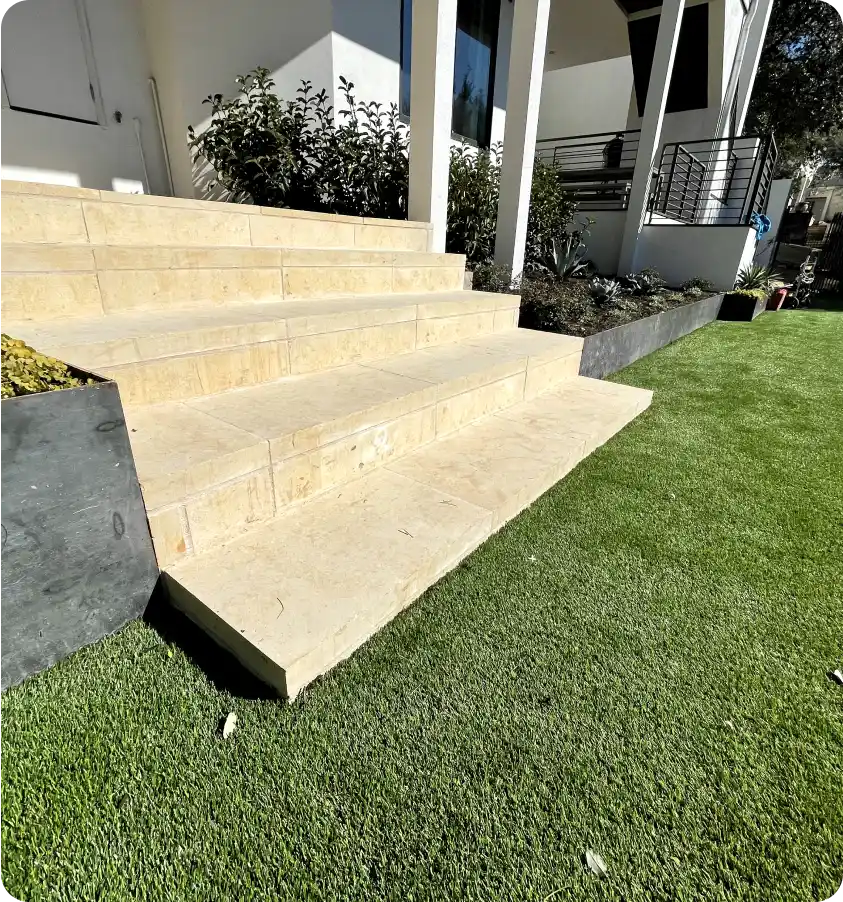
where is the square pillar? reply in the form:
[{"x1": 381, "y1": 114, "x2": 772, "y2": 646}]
[
  {"x1": 735, "y1": 0, "x2": 776, "y2": 133},
  {"x1": 407, "y1": 0, "x2": 458, "y2": 252},
  {"x1": 619, "y1": 0, "x2": 686, "y2": 275},
  {"x1": 493, "y1": 0, "x2": 552, "y2": 280}
]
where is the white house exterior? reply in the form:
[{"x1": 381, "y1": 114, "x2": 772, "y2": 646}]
[{"x1": 0, "y1": 0, "x2": 791, "y2": 284}]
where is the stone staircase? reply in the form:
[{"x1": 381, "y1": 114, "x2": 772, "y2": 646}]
[{"x1": 2, "y1": 180, "x2": 652, "y2": 698}]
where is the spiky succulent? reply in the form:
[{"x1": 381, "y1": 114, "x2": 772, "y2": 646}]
[{"x1": 590, "y1": 277, "x2": 622, "y2": 304}]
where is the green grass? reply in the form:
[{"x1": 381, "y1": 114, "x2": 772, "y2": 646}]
[{"x1": 3, "y1": 310, "x2": 842, "y2": 902}]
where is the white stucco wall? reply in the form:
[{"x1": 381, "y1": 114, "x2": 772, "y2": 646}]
[
  {"x1": 637, "y1": 223, "x2": 757, "y2": 289},
  {"x1": 1, "y1": 0, "x2": 169, "y2": 194},
  {"x1": 584, "y1": 211, "x2": 626, "y2": 275},
  {"x1": 140, "y1": 0, "x2": 335, "y2": 198},
  {"x1": 538, "y1": 57, "x2": 633, "y2": 140},
  {"x1": 755, "y1": 178, "x2": 792, "y2": 268}
]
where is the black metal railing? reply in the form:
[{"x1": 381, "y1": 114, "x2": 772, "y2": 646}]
[
  {"x1": 649, "y1": 134, "x2": 778, "y2": 225},
  {"x1": 535, "y1": 129, "x2": 641, "y2": 211}
]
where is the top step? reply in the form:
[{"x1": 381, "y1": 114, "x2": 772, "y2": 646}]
[{"x1": 0, "y1": 180, "x2": 432, "y2": 253}]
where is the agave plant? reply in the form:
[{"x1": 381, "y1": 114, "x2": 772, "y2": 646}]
[
  {"x1": 735, "y1": 264, "x2": 782, "y2": 292},
  {"x1": 544, "y1": 219, "x2": 592, "y2": 280},
  {"x1": 590, "y1": 277, "x2": 622, "y2": 304},
  {"x1": 621, "y1": 270, "x2": 665, "y2": 296}
]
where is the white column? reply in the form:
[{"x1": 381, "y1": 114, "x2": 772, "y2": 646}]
[
  {"x1": 618, "y1": 0, "x2": 686, "y2": 275},
  {"x1": 493, "y1": 0, "x2": 552, "y2": 280},
  {"x1": 407, "y1": 0, "x2": 458, "y2": 252},
  {"x1": 734, "y1": 0, "x2": 775, "y2": 133}
]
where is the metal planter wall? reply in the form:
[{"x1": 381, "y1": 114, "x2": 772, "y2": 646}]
[
  {"x1": 579, "y1": 294, "x2": 725, "y2": 380},
  {"x1": 1, "y1": 378, "x2": 158, "y2": 690}
]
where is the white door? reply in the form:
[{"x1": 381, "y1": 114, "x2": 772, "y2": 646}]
[{"x1": 2, "y1": 0, "x2": 98, "y2": 123}]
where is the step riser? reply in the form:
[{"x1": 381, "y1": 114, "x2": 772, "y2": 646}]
[
  {"x1": 1, "y1": 182, "x2": 431, "y2": 253},
  {"x1": 2, "y1": 257, "x2": 465, "y2": 322},
  {"x1": 89, "y1": 307, "x2": 520, "y2": 405},
  {"x1": 143, "y1": 350, "x2": 583, "y2": 567}
]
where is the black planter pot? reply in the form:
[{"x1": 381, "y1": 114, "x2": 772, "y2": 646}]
[
  {"x1": 718, "y1": 292, "x2": 768, "y2": 322},
  {"x1": 1, "y1": 374, "x2": 158, "y2": 689},
  {"x1": 579, "y1": 293, "x2": 724, "y2": 379}
]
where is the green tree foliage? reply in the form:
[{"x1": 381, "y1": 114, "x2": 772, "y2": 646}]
[{"x1": 746, "y1": 0, "x2": 843, "y2": 176}]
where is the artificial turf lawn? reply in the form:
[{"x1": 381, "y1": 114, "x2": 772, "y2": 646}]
[{"x1": 2, "y1": 309, "x2": 842, "y2": 902}]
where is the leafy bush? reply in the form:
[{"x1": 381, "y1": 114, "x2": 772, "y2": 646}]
[
  {"x1": 735, "y1": 264, "x2": 781, "y2": 292},
  {"x1": 192, "y1": 67, "x2": 578, "y2": 264},
  {"x1": 729, "y1": 288, "x2": 768, "y2": 301},
  {"x1": 471, "y1": 262, "x2": 515, "y2": 294},
  {"x1": 1, "y1": 335, "x2": 91, "y2": 399},
  {"x1": 447, "y1": 144, "x2": 501, "y2": 264},
  {"x1": 189, "y1": 69, "x2": 409, "y2": 218},
  {"x1": 681, "y1": 277, "x2": 715, "y2": 293}
]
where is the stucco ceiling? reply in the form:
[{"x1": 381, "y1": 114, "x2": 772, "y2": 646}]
[{"x1": 545, "y1": 0, "x2": 632, "y2": 70}]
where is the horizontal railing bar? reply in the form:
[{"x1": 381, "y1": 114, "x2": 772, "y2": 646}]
[{"x1": 536, "y1": 129, "x2": 642, "y2": 144}]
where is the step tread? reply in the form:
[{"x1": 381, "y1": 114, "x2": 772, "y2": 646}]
[
  {"x1": 164, "y1": 376, "x2": 652, "y2": 698},
  {"x1": 10, "y1": 291, "x2": 517, "y2": 366},
  {"x1": 126, "y1": 328, "x2": 584, "y2": 509}
]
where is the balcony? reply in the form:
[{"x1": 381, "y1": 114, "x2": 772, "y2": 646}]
[
  {"x1": 649, "y1": 134, "x2": 778, "y2": 226},
  {"x1": 535, "y1": 130, "x2": 641, "y2": 211}
]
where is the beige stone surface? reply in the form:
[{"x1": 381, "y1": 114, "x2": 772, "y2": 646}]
[
  {"x1": 250, "y1": 214, "x2": 356, "y2": 249},
  {"x1": 82, "y1": 201, "x2": 251, "y2": 246},
  {"x1": 147, "y1": 506, "x2": 191, "y2": 568},
  {"x1": 125, "y1": 402, "x2": 269, "y2": 510},
  {"x1": 2, "y1": 273, "x2": 103, "y2": 320},
  {"x1": 354, "y1": 224, "x2": 429, "y2": 252},
  {"x1": 288, "y1": 321, "x2": 416, "y2": 373},
  {"x1": 435, "y1": 373, "x2": 525, "y2": 435},
  {"x1": 493, "y1": 306, "x2": 521, "y2": 332},
  {"x1": 2, "y1": 195, "x2": 90, "y2": 244},
  {"x1": 393, "y1": 266, "x2": 464, "y2": 294},
  {"x1": 103, "y1": 341, "x2": 288, "y2": 404},
  {"x1": 161, "y1": 375, "x2": 651, "y2": 697},
  {"x1": 2, "y1": 244, "x2": 95, "y2": 272},
  {"x1": 273, "y1": 405, "x2": 436, "y2": 509},
  {"x1": 416, "y1": 311, "x2": 498, "y2": 348},
  {"x1": 257, "y1": 206, "x2": 361, "y2": 224},
  {"x1": 165, "y1": 469, "x2": 493, "y2": 697},
  {"x1": 524, "y1": 352, "x2": 582, "y2": 400},
  {"x1": 187, "y1": 364, "x2": 435, "y2": 459},
  {"x1": 416, "y1": 292, "x2": 500, "y2": 320},
  {"x1": 98, "y1": 268, "x2": 283, "y2": 313},
  {"x1": 185, "y1": 468, "x2": 276, "y2": 552},
  {"x1": 282, "y1": 265, "x2": 393, "y2": 299},
  {"x1": 2, "y1": 180, "x2": 99, "y2": 199},
  {"x1": 365, "y1": 341, "x2": 523, "y2": 399},
  {"x1": 93, "y1": 245, "x2": 281, "y2": 270}
]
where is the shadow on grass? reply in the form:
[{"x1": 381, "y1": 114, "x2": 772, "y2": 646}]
[
  {"x1": 143, "y1": 579, "x2": 277, "y2": 701},
  {"x1": 810, "y1": 292, "x2": 843, "y2": 312}
]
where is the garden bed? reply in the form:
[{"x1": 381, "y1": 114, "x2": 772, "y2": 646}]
[{"x1": 1, "y1": 364, "x2": 158, "y2": 689}]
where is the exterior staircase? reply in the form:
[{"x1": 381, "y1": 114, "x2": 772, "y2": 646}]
[{"x1": 2, "y1": 180, "x2": 652, "y2": 699}]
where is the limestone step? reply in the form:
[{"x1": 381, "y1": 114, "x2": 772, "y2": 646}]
[
  {"x1": 1, "y1": 181, "x2": 432, "y2": 253},
  {"x1": 127, "y1": 329, "x2": 584, "y2": 567},
  {"x1": 1, "y1": 244, "x2": 466, "y2": 321},
  {"x1": 162, "y1": 376, "x2": 652, "y2": 699},
  {"x1": 10, "y1": 290, "x2": 519, "y2": 379}
]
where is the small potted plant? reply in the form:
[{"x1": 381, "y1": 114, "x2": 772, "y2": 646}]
[{"x1": 719, "y1": 265, "x2": 782, "y2": 321}]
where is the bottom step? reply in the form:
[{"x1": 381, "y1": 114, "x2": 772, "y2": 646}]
[{"x1": 163, "y1": 376, "x2": 652, "y2": 698}]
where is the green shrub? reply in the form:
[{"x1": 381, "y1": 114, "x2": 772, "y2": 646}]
[
  {"x1": 192, "y1": 67, "x2": 578, "y2": 265},
  {"x1": 447, "y1": 144, "x2": 501, "y2": 264},
  {"x1": 190, "y1": 69, "x2": 409, "y2": 218},
  {"x1": 681, "y1": 277, "x2": 715, "y2": 293},
  {"x1": 471, "y1": 262, "x2": 515, "y2": 294},
  {"x1": 1, "y1": 335, "x2": 91, "y2": 399},
  {"x1": 729, "y1": 288, "x2": 767, "y2": 301}
]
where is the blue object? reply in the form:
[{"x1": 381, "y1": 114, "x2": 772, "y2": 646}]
[{"x1": 750, "y1": 213, "x2": 772, "y2": 241}]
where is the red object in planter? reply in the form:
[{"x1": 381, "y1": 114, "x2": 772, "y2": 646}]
[{"x1": 768, "y1": 288, "x2": 788, "y2": 311}]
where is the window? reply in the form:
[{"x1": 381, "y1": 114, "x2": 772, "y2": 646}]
[
  {"x1": 628, "y1": 4, "x2": 709, "y2": 118},
  {"x1": 400, "y1": 0, "x2": 501, "y2": 148},
  {"x1": 1, "y1": 0, "x2": 100, "y2": 124}
]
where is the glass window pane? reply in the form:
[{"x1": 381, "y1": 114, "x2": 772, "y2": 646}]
[{"x1": 399, "y1": 0, "x2": 500, "y2": 147}]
